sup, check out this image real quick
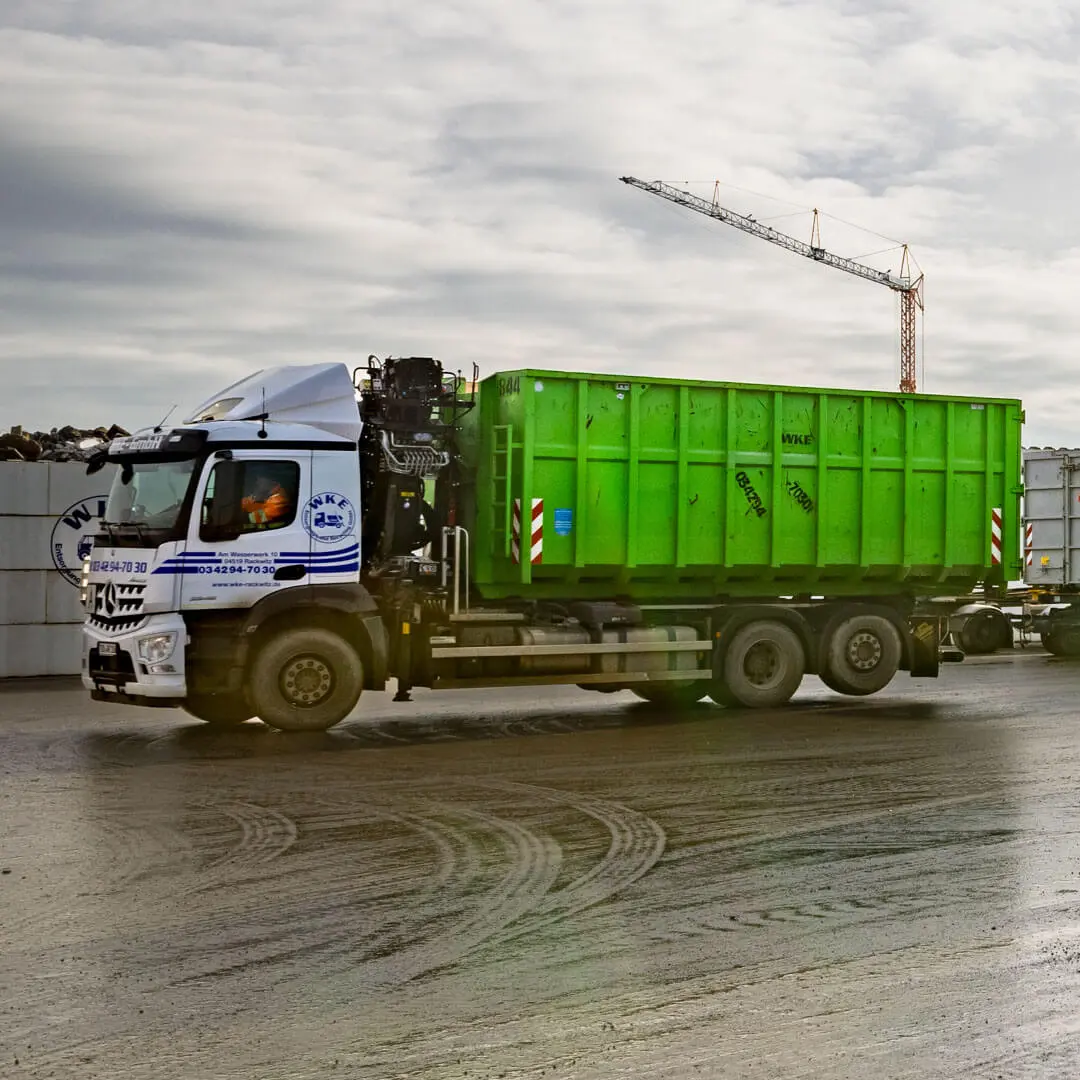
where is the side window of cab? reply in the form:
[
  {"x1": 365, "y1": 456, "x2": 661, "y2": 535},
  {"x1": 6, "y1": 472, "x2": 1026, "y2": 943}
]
[{"x1": 199, "y1": 460, "x2": 301, "y2": 541}]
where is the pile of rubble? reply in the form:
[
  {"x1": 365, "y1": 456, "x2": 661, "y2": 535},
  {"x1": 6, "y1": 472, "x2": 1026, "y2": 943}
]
[{"x1": 0, "y1": 423, "x2": 130, "y2": 463}]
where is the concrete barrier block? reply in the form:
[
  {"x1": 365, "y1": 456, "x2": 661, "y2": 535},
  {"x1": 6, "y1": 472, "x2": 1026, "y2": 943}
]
[
  {"x1": 0, "y1": 623, "x2": 84, "y2": 677},
  {"x1": 0, "y1": 462, "x2": 50, "y2": 516},
  {"x1": 46, "y1": 573, "x2": 85, "y2": 624},
  {"x1": 48, "y1": 463, "x2": 115, "y2": 517},
  {"x1": 46, "y1": 622, "x2": 84, "y2": 675},
  {"x1": 0, "y1": 624, "x2": 49, "y2": 678},
  {"x1": 0, "y1": 517, "x2": 54, "y2": 571},
  {"x1": 0, "y1": 571, "x2": 48, "y2": 625}
]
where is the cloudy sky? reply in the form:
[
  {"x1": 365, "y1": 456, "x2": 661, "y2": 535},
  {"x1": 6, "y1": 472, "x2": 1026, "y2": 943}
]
[{"x1": 2, "y1": 1, "x2": 1078, "y2": 443}]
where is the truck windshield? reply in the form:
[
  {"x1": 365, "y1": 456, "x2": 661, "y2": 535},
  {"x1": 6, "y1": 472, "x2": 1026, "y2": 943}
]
[{"x1": 104, "y1": 458, "x2": 197, "y2": 536}]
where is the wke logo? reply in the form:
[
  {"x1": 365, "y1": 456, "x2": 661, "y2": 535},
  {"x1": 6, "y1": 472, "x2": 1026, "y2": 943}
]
[{"x1": 52, "y1": 496, "x2": 109, "y2": 586}]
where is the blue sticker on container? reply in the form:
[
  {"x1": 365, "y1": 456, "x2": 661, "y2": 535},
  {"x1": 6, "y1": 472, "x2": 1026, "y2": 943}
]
[{"x1": 554, "y1": 508, "x2": 573, "y2": 536}]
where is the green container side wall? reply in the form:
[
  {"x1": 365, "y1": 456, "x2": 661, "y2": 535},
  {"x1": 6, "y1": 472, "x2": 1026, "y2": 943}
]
[{"x1": 462, "y1": 370, "x2": 1023, "y2": 600}]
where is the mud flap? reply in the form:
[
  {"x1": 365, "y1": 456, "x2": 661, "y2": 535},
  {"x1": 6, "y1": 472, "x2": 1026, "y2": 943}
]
[{"x1": 908, "y1": 615, "x2": 942, "y2": 678}]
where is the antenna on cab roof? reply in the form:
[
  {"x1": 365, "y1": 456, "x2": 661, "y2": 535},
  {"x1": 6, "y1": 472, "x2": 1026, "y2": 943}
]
[{"x1": 153, "y1": 404, "x2": 177, "y2": 434}]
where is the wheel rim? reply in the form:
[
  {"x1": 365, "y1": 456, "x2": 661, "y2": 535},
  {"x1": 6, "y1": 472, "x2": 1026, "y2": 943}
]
[
  {"x1": 281, "y1": 654, "x2": 335, "y2": 708},
  {"x1": 743, "y1": 640, "x2": 783, "y2": 689},
  {"x1": 846, "y1": 631, "x2": 882, "y2": 672}
]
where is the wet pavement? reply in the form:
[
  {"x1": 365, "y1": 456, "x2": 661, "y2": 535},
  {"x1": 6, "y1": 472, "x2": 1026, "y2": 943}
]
[{"x1": 2, "y1": 652, "x2": 1080, "y2": 1078}]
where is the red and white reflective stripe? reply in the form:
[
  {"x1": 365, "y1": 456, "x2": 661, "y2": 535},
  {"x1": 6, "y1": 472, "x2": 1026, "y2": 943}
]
[
  {"x1": 991, "y1": 507, "x2": 1003, "y2": 565},
  {"x1": 512, "y1": 498, "x2": 544, "y2": 565},
  {"x1": 1025, "y1": 522, "x2": 1034, "y2": 567},
  {"x1": 529, "y1": 499, "x2": 544, "y2": 564}
]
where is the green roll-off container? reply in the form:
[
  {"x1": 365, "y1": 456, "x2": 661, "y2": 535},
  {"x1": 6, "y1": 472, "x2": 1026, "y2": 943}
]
[{"x1": 461, "y1": 370, "x2": 1023, "y2": 600}]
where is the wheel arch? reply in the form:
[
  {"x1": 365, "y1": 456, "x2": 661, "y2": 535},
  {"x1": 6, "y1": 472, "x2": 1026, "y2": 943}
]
[{"x1": 239, "y1": 584, "x2": 388, "y2": 690}]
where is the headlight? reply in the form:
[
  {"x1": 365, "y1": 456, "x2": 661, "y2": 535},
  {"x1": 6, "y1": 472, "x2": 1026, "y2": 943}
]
[
  {"x1": 137, "y1": 632, "x2": 178, "y2": 664},
  {"x1": 80, "y1": 557, "x2": 92, "y2": 608}
]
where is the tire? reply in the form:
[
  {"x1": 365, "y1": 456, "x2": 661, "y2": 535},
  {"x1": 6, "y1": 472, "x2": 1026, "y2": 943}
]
[
  {"x1": 631, "y1": 683, "x2": 709, "y2": 708},
  {"x1": 1044, "y1": 627, "x2": 1080, "y2": 657},
  {"x1": 959, "y1": 608, "x2": 1010, "y2": 655},
  {"x1": 248, "y1": 627, "x2": 363, "y2": 732},
  {"x1": 709, "y1": 620, "x2": 805, "y2": 708},
  {"x1": 821, "y1": 613, "x2": 902, "y2": 696},
  {"x1": 181, "y1": 694, "x2": 253, "y2": 727}
]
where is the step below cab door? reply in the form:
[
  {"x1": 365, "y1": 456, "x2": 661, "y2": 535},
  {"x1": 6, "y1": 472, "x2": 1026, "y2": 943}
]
[{"x1": 178, "y1": 450, "x2": 313, "y2": 611}]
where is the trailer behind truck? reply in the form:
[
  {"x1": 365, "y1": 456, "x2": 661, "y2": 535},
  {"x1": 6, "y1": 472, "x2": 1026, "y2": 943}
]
[
  {"x1": 1022, "y1": 448, "x2": 1080, "y2": 653},
  {"x1": 80, "y1": 358, "x2": 1023, "y2": 730}
]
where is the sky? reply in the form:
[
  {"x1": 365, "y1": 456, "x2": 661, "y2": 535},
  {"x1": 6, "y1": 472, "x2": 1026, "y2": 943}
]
[{"x1": 2, "y1": 1, "x2": 1079, "y2": 444}]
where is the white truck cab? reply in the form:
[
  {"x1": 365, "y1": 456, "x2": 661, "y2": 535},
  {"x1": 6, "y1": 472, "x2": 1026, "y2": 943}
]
[{"x1": 81, "y1": 364, "x2": 389, "y2": 729}]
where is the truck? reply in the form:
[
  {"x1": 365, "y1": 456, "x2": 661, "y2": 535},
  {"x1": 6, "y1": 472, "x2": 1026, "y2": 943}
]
[{"x1": 79, "y1": 358, "x2": 1024, "y2": 730}]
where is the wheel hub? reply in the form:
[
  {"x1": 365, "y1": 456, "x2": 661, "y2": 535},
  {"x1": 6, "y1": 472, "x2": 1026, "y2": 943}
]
[
  {"x1": 744, "y1": 641, "x2": 780, "y2": 687},
  {"x1": 846, "y1": 631, "x2": 882, "y2": 672},
  {"x1": 281, "y1": 655, "x2": 334, "y2": 708}
]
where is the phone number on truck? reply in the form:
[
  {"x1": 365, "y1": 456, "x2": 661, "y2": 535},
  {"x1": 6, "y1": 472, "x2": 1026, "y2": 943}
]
[
  {"x1": 193, "y1": 564, "x2": 279, "y2": 575},
  {"x1": 91, "y1": 560, "x2": 149, "y2": 574}
]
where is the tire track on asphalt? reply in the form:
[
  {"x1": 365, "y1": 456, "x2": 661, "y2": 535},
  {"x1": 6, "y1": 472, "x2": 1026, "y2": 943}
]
[
  {"x1": 154, "y1": 798, "x2": 553, "y2": 987},
  {"x1": 178, "y1": 801, "x2": 298, "y2": 896},
  {"x1": 0, "y1": 813, "x2": 195, "y2": 946},
  {"x1": 355, "y1": 803, "x2": 563, "y2": 986},
  {"x1": 663, "y1": 790, "x2": 998, "y2": 863},
  {"x1": 477, "y1": 781, "x2": 667, "y2": 947},
  {"x1": 135, "y1": 801, "x2": 465, "y2": 986},
  {"x1": 167, "y1": 782, "x2": 656, "y2": 988}
]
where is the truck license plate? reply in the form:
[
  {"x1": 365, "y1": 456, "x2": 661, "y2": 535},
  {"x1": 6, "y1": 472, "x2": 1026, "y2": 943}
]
[{"x1": 98, "y1": 642, "x2": 117, "y2": 656}]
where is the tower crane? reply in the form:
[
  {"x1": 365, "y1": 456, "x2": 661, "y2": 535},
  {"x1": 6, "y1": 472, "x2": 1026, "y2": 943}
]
[{"x1": 620, "y1": 177, "x2": 925, "y2": 393}]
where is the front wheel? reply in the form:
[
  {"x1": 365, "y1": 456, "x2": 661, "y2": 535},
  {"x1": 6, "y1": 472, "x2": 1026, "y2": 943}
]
[
  {"x1": 820, "y1": 613, "x2": 902, "y2": 696},
  {"x1": 709, "y1": 620, "x2": 805, "y2": 708},
  {"x1": 181, "y1": 694, "x2": 253, "y2": 727},
  {"x1": 248, "y1": 627, "x2": 363, "y2": 732}
]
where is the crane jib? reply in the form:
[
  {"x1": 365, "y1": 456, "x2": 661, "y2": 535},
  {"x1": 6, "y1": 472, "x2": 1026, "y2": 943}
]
[{"x1": 619, "y1": 175, "x2": 924, "y2": 393}]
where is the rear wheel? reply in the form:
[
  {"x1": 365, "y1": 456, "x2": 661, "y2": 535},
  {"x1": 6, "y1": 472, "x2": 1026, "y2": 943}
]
[
  {"x1": 820, "y1": 613, "x2": 902, "y2": 696},
  {"x1": 181, "y1": 694, "x2": 253, "y2": 727},
  {"x1": 958, "y1": 608, "x2": 1011, "y2": 655},
  {"x1": 631, "y1": 683, "x2": 709, "y2": 708},
  {"x1": 709, "y1": 620, "x2": 805, "y2": 708},
  {"x1": 248, "y1": 627, "x2": 363, "y2": 732},
  {"x1": 1043, "y1": 627, "x2": 1080, "y2": 656}
]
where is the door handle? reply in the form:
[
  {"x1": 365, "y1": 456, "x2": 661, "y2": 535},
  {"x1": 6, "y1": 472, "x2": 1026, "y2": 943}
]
[{"x1": 274, "y1": 564, "x2": 307, "y2": 581}]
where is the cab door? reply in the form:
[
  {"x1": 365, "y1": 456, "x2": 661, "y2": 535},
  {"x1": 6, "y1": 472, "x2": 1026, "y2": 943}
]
[
  {"x1": 179, "y1": 450, "x2": 312, "y2": 611},
  {"x1": 303, "y1": 447, "x2": 364, "y2": 581}
]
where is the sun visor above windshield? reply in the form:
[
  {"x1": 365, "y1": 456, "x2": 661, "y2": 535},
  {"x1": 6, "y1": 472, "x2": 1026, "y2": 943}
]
[
  {"x1": 107, "y1": 429, "x2": 208, "y2": 456},
  {"x1": 185, "y1": 363, "x2": 361, "y2": 442}
]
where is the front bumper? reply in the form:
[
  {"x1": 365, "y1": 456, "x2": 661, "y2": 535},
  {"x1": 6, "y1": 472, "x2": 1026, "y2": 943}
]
[{"x1": 82, "y1": 614, "x2": 188, "y2": 703}]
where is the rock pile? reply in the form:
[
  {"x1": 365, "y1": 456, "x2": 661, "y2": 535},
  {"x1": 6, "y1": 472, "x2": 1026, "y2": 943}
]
[{"x1": 0, "y1": 424, "x2": 131, "y2": 463}]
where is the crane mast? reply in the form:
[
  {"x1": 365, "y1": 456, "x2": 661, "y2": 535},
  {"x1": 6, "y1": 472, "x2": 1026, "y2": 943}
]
[{"x1": 620, "y1": 176, "x2": 924, "y2": 393}]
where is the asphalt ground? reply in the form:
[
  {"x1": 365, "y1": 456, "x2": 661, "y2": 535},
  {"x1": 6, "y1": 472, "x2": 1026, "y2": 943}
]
[{"x1": 2, "y1": 649, "x2": 1079, "y2": 1079}]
